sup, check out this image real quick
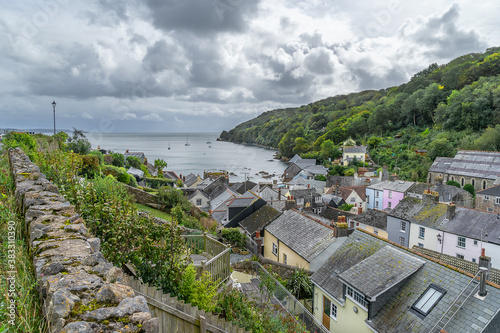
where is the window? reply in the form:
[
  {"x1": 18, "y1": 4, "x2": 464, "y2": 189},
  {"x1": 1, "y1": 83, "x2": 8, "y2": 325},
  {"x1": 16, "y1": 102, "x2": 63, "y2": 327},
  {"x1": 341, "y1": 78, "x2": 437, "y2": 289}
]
[
  {"x1": 367, "y1": 196, "x2": 369, "y2": 204},
  {"x1": 471, "y1": 179, "x2": 475, "y2": 187},
  {"x1": 418, "y1": 243, "x2": 424, "y2": 248},
  {"x1": 399, "y1": 236, "x2": 405, "y2": 246},
  {"x1": 272, "y1": 243, "x2": 278, "y2": 256},
  {"x1": 346, "y1": 286, "x2": 369, "y2": 309},
  {"x1": 388, "y1": 201, "x2": 392, "y2": 208},
  {"x1": 297, "y1": 198, "x2": 304, "y2": 205},
  {"x1": 400, "y1": 221, "x2": 406, "y2": 232},
  {"x1": 457, "y1": 236, "x2": 466, "y2": 248},
  {"x1": 451, "y1": 176, "x2": 455, "y2": 181},
  {"x1": 484, "y1": 195, "x2": 490, "y2": 200},
  {"x1": 472, "y1": 258, "x2": 477, "y2": 263},
  {"x1": 283, "y1": 253, "x2": 287, "y2": 265},
  {"x1": 374, "y1": 229, "x2": 379, "y2": 236},
  {"x1": 196, "y1": 198, "x2": 202, "y2": 206},
  {"x1": 331, "y1": 303, "x2": 337, "y2": 319},
  {"x1": 488, "y1": 208, "x2": 494, "y2": 212},
  {"x1": 473, "y1": 240, "x2": 478, "y2": 246},
  {"x1": 419, "y1": 227, "x2": 425, "y2": 239},
  {"x1": 375, "y1": 200, "x2": 379, "y2": 207},
  {"x1": 456, "y1": 254, "x2": 465, "y2": 260},
  {"x1": 350, "y1": 197, "x2": 356, "y2": 203},
  {"x1": 483, "y1": 180, "x2": 487, "y2": 190},
  {"x1": 315, "y1": 196, "x2": 322, "y2": 203},
  {"x1": 411, "y1": 284, "x2": 446, "y2": 317},
  {"x1": 496, "y1": 197, "x2": 500, "y2": 205},
  {"x1": 388, "y1": 191, "x2": 393, "y2": 199},
  {"x1": 461, "y1": 178, "x2": 465, "y2": 187},
  {"x1": 317, "y1": 207, "x2": 322, "y2": 214}
]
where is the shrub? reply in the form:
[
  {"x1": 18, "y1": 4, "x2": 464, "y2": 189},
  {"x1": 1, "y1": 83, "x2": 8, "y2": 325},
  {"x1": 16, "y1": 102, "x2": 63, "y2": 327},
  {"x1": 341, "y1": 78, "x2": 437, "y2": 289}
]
[
  {"x1": 446, "y1": 180, "x2": 461, "y2": 188},
  {"x1": 103, "y1": 154, "x2": 113, "y2": 165},
  {"x1": 314, "y1": 175, "x2": 326, "y2": 181},
  {"x1": 80, "y1": 155, "x2": 100, "y2": 179},
  {"x1": 156, "y1": 186, "x2": 190, "y2": 212},
  {"x1": 66, "y1": 128, "x2": 91, "y2": 155},
  {"x1": 221, "y1": 228, "x2": 245, "y2": 248},
  {"x1": 463, "y1": 183, "x2": 475, "y2": 196},
  {"x1": 339, "y1": 203, "x2": 354, "y2": 211},
  {"x1": 89, "y1": 150, "x2": 104, "y2": 165},
  {"x1": 287, "y1": 268, "x2": 313, "y2": 299},
  {"x1": 111, "y1": 152, "x2": 125, "y2": 167},
  {"x1": 145, "y1": 177, "x2": 175, "y2": 189},
  {"x1": 128, "y1": 175, "x2": 138, "y2": 187},
  {"x1": 102, "y1": 165, "x2": 131, "y2": 185},
  {"x1": 126, "y1": 156, "x2": 142, "y2": 169}
]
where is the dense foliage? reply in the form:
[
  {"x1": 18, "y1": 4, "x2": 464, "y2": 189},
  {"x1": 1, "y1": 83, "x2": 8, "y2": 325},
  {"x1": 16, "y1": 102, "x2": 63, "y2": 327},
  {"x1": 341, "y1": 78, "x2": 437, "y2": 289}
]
[{"x1": 221, "y1": 47, "x2": 500, "y2": 180}]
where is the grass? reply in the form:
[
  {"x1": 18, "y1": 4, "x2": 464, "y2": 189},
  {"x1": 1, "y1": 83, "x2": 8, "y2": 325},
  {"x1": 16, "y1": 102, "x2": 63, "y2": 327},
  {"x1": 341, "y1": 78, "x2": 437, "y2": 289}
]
[
  {"x1": 135, "y1": 203, "x2": 172, "y2": 221},
  {"x1": 0, "y1": 150, "x2": 47, "y2": 333}
]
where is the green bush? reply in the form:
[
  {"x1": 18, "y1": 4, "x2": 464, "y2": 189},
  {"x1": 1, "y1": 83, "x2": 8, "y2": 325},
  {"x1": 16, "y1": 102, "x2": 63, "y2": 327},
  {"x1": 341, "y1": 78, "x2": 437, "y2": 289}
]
[
  {"x1": 157, "y1": 186, "x2": 191, "y2": 213},
  {"x1": 446, "y1": 180, "x2": 461, "y2": 188},
  {"x1": 463, "y1": 183, "x2": 475, "y2": 196},
  {"x1": 102, "y1": 165, "x2": 131, "y2": 185},
  {"x1": 89, "y1": 150, "x2": 104, "y2": 165},
  {"x1": 314, "y1": 175, "x2": 327, "y2": 181},
  {"x1": 81, "y1": 155, "x2": 100, "y2": 179},
  {"x1": 145, "y1": 177, "x2": 174, "y2": 189},
  {"x1": 126, "y1": 156, "x2": 142, "y2": 169},
  {"x1": 66, "y1": 129, "x2": 91, "y2": 155},
  {"x1": 111, "y1": 152, "x2": 125, "y2": 167},
  {"x1": 128, "y1": 175, "x2": 138, "y2": 187},
  {"x1": 221, "y1": 228, "x2": 245, "y2": 248}
]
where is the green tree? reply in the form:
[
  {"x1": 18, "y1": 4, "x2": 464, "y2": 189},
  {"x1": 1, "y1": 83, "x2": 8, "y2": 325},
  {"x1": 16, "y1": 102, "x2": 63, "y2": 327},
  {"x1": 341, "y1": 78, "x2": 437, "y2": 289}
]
[
  {"x1": 111, "y1": 152, "x2": 125, "y2": 167},
  {"x1": 66, "y1": 128, "x2": 91, "y2": 155},
  {"x1": 126, "y1": 156, "x2": 142, "y2": 169},
  {"x1": 293, "y1": 137, "x2": 309, "y2": 155},
  {"x1": 157, "y1": 186, "x2": 191, "y2": 213},
  {"x1": 154, "y1": 158, "x2": 168, "y2": 174},
  {"x1": 446, "y1": 180, "x2": 461, "y2": 188},
  {"x1": 427, "y1": 138, "x2": 455, "y2": 161},
  {"x1": 320, "y1": 140, "x2": 336, "y2": 159},
  {"x1": 463, "y1": 183, "x2": 475, "y2": 196},
  {"x1": 287, "y1": 268, "x2": 313, "y2": 299}
]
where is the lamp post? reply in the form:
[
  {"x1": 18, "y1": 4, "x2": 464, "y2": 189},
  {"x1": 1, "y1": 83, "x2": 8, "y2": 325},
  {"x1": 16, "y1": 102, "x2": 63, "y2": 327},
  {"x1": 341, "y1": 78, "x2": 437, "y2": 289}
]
[{"x1": 52, "y1": 101, "x2": 57, "y2": 135}]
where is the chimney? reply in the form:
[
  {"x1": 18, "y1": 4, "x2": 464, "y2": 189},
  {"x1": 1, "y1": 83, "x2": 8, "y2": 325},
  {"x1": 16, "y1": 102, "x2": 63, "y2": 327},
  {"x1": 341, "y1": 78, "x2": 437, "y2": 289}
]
[
  {"x1": 254, "y1": 232, "x2": 263, "y2": 256},
  {"x1": 358, "y1": 207, "x2": 362, "y2": 215},
  {"x1": 308, "y1": 184, "x2": 310, "y2": 189},
  {"x1": 479, "y1": 248, "x2": 491, "y2": 297},
  {"x1": 144, "y1": 157, "x2": 148, "y2": 165},
  {"x1": 126, "y1": 149, "x2": 129, "y2": 153},
  {"x1": 422, "y1": 190, "x2": 439, "y2": 204},
  {"x1": 285, "y1": 197, "x2": 296, "y2": 210},
  {"x1": 278, "y1": 188, "x2": 282, "y2": 200},
  {"x1": 446, "y1": 203, "x2": 456, "y2": 220}
]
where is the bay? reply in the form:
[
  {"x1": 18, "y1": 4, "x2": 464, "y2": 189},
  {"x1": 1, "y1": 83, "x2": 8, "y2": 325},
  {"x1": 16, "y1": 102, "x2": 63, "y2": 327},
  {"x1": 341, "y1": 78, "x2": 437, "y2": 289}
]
[{"x1": 86, "y1": 132, "x2": 287, "y2": 183}]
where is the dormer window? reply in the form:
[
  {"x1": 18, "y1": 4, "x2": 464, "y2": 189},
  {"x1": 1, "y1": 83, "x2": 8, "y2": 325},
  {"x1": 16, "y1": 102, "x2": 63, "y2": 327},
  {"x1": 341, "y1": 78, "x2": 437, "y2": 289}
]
[
  {"x1": 346, "y1": 285, "x2": 368, "y2": 309},
  {"x1": 411, "y1": 284, "x2": 446, "y2": 317}
]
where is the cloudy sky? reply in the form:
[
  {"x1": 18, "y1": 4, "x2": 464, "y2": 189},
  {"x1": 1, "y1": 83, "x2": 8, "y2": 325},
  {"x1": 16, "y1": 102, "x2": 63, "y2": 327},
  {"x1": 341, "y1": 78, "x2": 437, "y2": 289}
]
[{"x1": 1, "y1": 1, "x2": 498, "y2": 133}]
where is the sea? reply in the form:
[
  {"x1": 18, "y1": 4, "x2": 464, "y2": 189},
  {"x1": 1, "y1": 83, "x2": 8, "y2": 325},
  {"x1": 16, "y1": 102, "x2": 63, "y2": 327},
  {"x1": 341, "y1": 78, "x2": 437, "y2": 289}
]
[{"x1": 86, "y1": 132, "x2": 287, "y2": 183}]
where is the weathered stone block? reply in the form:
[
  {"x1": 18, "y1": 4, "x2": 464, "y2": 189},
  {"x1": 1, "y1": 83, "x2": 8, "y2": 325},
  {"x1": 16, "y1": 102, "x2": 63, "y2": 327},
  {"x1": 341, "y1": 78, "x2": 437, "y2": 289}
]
[{"x1": 96, "y1": 283, "x2": 135, "y2": 304}]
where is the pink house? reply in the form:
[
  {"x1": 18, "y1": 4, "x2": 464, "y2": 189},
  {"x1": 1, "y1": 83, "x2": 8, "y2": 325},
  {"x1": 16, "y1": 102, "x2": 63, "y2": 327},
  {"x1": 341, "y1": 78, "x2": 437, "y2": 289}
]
[{"x1": 382, "y1": 181, "x2": 415, "y2": 210}]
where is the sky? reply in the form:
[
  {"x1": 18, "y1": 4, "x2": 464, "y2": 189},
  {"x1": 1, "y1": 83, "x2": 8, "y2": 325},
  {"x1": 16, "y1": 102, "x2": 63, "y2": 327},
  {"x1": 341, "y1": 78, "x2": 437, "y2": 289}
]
[{"x1": 1, "y1": 0, "x2": 499, "y2": 133}]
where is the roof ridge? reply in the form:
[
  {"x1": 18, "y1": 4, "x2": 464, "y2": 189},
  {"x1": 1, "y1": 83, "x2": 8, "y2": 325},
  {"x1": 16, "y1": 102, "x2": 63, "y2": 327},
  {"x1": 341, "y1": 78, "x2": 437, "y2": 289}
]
[
  {"x1": 477, "y1": 183, "x2": 500, "y2": 193},
  {"x1": 291, "y1": 208, "x2": 335, "y2": 231},
  {"x1": 355, "y1": 228, "x2": 500, "y2": 289}
]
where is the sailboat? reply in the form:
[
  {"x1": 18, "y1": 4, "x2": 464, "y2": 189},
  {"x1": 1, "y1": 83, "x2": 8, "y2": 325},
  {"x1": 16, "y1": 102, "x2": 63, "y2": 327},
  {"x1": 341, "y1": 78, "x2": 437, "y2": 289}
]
[
  {"x1": 185, "y1": 135, "x2": 190, "y2": 146},
  {"x1": 168, "y1": 142, "x2": 171, "y2": 150}
]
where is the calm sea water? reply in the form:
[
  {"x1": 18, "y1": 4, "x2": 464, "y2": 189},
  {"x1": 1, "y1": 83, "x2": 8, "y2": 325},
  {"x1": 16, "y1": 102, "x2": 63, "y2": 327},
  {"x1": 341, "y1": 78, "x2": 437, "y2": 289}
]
[{"x1": 86, "y1": 132, "x2": 287, "y2": 183}]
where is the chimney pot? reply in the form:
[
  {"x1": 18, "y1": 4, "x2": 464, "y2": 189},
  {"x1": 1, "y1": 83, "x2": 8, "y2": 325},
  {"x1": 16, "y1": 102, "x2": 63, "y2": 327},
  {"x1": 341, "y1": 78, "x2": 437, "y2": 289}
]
[{"x1": 255, "y1": 231, "x2": 260, "y2": 238}]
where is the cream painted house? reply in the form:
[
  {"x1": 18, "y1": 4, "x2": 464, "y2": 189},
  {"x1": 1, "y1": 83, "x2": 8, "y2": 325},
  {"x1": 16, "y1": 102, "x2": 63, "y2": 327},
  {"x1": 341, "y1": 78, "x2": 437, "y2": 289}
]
[
  {"x1": 263, "y1": 209, "x2": 346, "y2": 271},
  {"x1": 311, "y1": 229, "x2": 500, "y2": 333},
  {"x1": 342, "y1": 146, "x2": 367, "y2": 166}
]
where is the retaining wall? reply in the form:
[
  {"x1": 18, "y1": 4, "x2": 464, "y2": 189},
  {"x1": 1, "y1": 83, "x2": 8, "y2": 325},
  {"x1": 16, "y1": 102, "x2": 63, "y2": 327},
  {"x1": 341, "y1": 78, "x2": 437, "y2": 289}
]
[{"x1": 9, "y1": 148, "x2": 159, "y2": 333}]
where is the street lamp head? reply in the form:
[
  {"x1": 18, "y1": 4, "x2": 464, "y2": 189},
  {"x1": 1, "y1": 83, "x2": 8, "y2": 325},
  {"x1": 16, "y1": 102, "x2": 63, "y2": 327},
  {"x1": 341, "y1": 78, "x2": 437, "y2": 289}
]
[{"x1": 52, "y1": 101, "x2": 56, "y2": 107}]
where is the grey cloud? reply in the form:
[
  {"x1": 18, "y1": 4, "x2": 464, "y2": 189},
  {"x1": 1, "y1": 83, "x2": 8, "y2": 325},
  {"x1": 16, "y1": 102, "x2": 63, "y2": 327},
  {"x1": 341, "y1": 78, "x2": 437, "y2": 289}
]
[
  {"x1": 304, "y1": 47, "x2": 335, "y2": 75},
  {"x1": 143, "y1": 0, "x2": 261, "y2": 35}
]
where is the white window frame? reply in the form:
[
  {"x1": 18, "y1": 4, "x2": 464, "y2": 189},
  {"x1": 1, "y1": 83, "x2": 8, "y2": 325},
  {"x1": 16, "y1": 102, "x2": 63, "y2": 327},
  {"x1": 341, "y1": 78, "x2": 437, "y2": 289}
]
[
  {"x1": 331, "y1": 303, "x2": 337, "y2": 320},
  {"x1": 196, "y1": 198, "x2": 202, "y2": 206},
  {"x1": 496, "y1": 197, "x2": 500, "y2": 205},
  {"x1": 376, "y1": 191, "x2": 379, "y2": 198},
  {"x1": 419, "y1": 227, "x2": 425, "y2": 239},
  {"x1": 346, "y1": 286, "x2": 368, "y2": 309},
  {"x1": 418, "y1": 243, "x2": 424, "y2": 248},
  {"x1": 388, "y1": 191, "x2": 392, "y2": 199},
  {"x1": 457, "y1": 236, "x2": 466, "y2": 248},
  {"x1": 456, "y1": 253, "x2": 465, "y2": 260},
  {"x1": 297, "y1": 198, "x2": 304, "y2": 205},
  {"x1": 473, "y1": 240, "x2": 478, "y2": 246},
  {"x1": 399, "y1": 236, "x2": 405, "y2": 246},
  {"x1": 400, "y1": 221, "x2": 406, "y2": 233},
  {"x1": 283, "y1": 253, "x2": 287, "y2": 265},
  {"x1": 350, "y1": 197, "x2": 356, "y2": 203},
  {"x1": 388, "y1": 201, "x2": 392, "y2": 208},
  {"x1": 272, "y1": 243, "x2": 278, "y2": 256},
  {"x1": 411, "y1": 284, "x2": 446, "y2": 316}
]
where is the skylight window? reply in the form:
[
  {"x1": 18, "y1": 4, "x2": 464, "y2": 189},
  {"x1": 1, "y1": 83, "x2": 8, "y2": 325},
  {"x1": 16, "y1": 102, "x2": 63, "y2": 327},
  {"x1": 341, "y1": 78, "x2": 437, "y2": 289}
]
[{"x1": 411, "y1": 284, "x2": 446, "y2": 317}]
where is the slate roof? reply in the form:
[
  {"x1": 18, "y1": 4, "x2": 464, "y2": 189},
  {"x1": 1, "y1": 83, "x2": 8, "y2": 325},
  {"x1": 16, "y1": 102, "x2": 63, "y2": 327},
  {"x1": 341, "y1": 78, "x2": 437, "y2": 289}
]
[
  {"x1": 289, "y1": 154, "x2": 302, "y2": 164},
  {"x1": 188, "y1": 189, "x2": 209, "y2": 200},
  {"x1": 311, "y1": 229, "x2": 500, "y2": 333},
  {"x1": 322, "y1": 194, "x2": 344, "y2": 206},
  {"x1": 338, "y1": 246, "x2": 424, "y2": 298},
  {"x1": 124, "y1": 151, "x2": 146, "y2": 162},
  {"x1": 162, "y1": 171, "x2": 181, "y2": 181},
  {"x1": 429, "y1": 150, "x2": 500, "y2": 180},
  {"x1": 343, "y1": 146, "x2": 367, "y2": 154},
  {"x1": 405, "y1": 182, "x2": 433, "y2": 195},
  {"x1": 294, "y1": 159, "x2": 317, "y2": 169},
  {"x1": 239, "y1": 205, "x2": 281, "y2": 234},
  {"x1": 327, "y1": 175, "x2": 356, "y2": 188},
  {"x1": 289, "y1": 188, "x2": 322, "y2": 199},
  {"x1": 226, "y1": 191, "x2": 258, "y2": 208},
  {"x1": 265, "y1": 209, "x2": 337, "y2": 262},
  {"x1": 352, "y1": 209, "x2": 388, "y2": 230},
  {"x1": 339, "y1": 186, "x2": 367, "y2": 201},
  {"x1": 302, "y1": 164, "x2": 329, "y2": 175},
  {"x1": 477, "y1": 184, "x2": 500, "y2": 196},
  {"x1": 439, "y1": 207, "x2": 500, "y2": 245},
  {"x1": 183, "y1": 173, "x2": 198, "y2": 187},
  {"x1": 230, "y1": 181, "x2": 258, "y2": 195},
  {"x1": 389, "y1": 197, "x2": 449, "y2": 228},
  {"x1": 253, "y1": 186, "x2": 286, "y2": 202},
  {"x1": 210, "y1": 186, "x2": 238, "y2": 211},
  {"x1": 367, "y1": 180, "x2": 415, "y2": 193},
  {"x1": 431, "y1": 183, "x2": 472, "y2": 202},
  {"x1": 321, "y1": 206, "x2": 356, "y2": 222},
  {"x1": 127, "y1": 167, "x2": 144, "y2": 178}
]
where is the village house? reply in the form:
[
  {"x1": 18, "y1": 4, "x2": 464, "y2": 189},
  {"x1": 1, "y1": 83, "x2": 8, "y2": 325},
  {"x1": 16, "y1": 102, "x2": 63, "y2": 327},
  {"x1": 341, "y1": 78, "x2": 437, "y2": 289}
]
[
  {"x1": 282, "y1": 155, "x2": 318, "y2": 181},
  {"x1": 366, "y1": 180, "x2": 415, "y2": 210},
  {"x1": 183, "y1": 173, "x2": 203, "y2": 187},
  {"x1": 287, "y1": 174, "x2": 327, "y2": 194},
  {"x1": 321, "y1": 194, "x2": 345, "y2": 209},
  {"x1": 350, "y1": 209, "x2": 389, "y2": 239},
  {"x1": 328, "y1": 185, "x2": 366, "y2": 214},
  {"x1": 406, "y1": 182, "x2": 474, "y2": 208},
  {"x1": 311, "y1": 229, "x2": 500, "y2": 333},
  {"x1": 187, "y1": 190, "x2": 210, "y2": 212},
  {"x1": 476, "y1": 184, "x2": 500, "y2": 213},
  {"x1": 321, "y1": 206, "x2": 356, "y2": 225},
  {"x1": 263, "y1": 209, "x2": 347, "y2": 271},
  {"x1": 427, "y1": 150, "x2": 500, "y2": 192},
  {"x1": 222, "y1": 190, "x2": 267, "y2": 228},
  {"x1": 124, "y1": 150, "x2": 146, "y2": 163},
  {"x1": 284, "y1": 188, "x2": 325, "y2": 214},
  {"x1": 342, "y1": 145, "x2": 367, "y2": 166}
]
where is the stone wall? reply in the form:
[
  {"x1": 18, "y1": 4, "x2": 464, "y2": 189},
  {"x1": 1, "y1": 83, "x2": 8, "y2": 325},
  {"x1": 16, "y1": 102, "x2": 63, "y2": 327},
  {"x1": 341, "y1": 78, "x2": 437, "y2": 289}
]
[
  {"x1": 8, "y1": 148, "x2": 158, "y2": 333},
  {"x1": 124, "y1": 184, "x2": 159, "y2": 208}
]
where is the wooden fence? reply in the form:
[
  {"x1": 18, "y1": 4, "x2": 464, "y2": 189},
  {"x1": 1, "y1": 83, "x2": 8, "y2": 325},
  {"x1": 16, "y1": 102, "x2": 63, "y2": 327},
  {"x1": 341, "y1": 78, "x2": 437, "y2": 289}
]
[
  {"x1": 127, "y1": 277, "x2": 250, "y2": 333},
  {"x1": 183, "y1": 234, "x2": 231, "y2": 287}
]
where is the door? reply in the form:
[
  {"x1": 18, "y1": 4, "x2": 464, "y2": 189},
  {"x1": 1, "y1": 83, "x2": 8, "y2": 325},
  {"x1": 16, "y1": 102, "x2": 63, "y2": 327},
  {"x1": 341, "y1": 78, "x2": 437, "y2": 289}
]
[{"x1": 323, "y1": 296, "x2": 331, "y2": 330}]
